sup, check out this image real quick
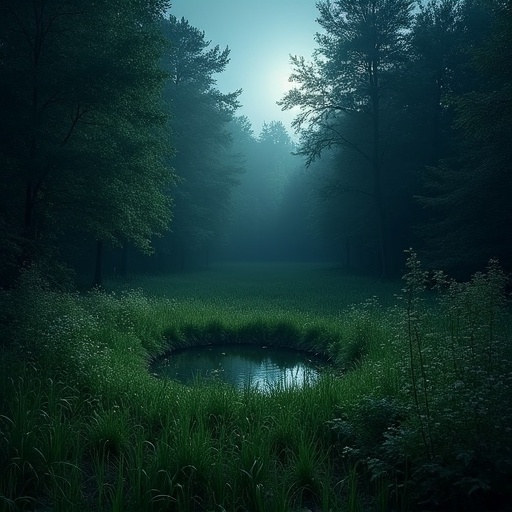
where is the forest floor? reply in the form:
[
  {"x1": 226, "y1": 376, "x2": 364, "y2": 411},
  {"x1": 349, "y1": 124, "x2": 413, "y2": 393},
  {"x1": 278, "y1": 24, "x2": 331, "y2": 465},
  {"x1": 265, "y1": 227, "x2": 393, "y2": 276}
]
[{"x1": 1, "y1": 259, "x2": 511, "y2": 511}]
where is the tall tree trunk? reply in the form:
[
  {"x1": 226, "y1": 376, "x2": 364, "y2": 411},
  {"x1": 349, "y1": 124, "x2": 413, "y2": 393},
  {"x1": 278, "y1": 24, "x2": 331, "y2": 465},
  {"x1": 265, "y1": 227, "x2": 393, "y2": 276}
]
[
  {"x1": 23, "y1": 182, "x2": 35, "y2": 240},
  {"x1": 21, "y1": 2, "x2": 44, "y2": 257},
  {"x1": 373, "y1": 175, "x2": 388, "y2": 278},
  {"x1": 430, "y1": 73, "x2": 443, "y2": 165},
  {"x1": 118, "y1": 244, "x2": 128, "y2": 277},
  {"x1": 371, "y1": 65, "x2": 388, "y2": 278},
  {"x1": 94, "y1": 240, "x2": 103, "y2": 287}
]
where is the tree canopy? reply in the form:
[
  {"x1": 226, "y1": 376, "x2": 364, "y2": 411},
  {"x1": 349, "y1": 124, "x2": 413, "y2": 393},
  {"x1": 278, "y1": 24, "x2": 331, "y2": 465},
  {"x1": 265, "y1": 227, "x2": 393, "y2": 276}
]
[
  {"x1": 0, "y1": 0, "x2": 175, "y2": 284},
  {"x1": 150, "y1": 15, "x2": 241, "y2": 271},
  {"x1": 280, "y1": 0, "x2": 414, "y2": 276}
]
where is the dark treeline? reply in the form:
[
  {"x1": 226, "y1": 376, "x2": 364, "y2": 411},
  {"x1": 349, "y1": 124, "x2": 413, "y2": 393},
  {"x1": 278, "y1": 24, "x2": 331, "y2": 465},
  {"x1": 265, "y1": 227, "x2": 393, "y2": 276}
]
[
  {"x1": 280, "y1": 0, "x2": 512, "y2": 278},
  {"x1": 1, "y1": 0, "x2": 511, "y2": 286},
  {"x1": 0, "y1": 0, "x2": 176, "y2": 287}
]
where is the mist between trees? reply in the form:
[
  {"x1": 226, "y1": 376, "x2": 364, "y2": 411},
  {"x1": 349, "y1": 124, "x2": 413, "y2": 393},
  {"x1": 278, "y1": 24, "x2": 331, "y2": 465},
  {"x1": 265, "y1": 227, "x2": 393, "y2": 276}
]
[{"x1": 0, "y1": 0, "x2": 511, "y2": 285}]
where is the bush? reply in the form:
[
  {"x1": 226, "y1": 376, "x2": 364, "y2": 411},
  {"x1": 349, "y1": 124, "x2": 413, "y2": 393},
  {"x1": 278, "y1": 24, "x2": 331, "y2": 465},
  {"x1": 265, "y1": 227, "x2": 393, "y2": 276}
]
[{"x1": 325, "y1": 253, "x2": 512, "y2": 510}]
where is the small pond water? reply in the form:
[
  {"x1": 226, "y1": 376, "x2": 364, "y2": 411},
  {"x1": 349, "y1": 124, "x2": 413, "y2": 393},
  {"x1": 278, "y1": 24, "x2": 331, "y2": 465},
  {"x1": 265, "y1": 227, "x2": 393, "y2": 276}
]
[{"x1": 151, "y1": 344, "x2": 327, "y2": 391}]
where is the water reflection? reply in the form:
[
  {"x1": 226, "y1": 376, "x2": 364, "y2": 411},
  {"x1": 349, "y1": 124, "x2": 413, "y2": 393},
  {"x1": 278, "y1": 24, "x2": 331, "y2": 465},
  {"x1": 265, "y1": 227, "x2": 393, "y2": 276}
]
[{"x1": 152, "y1": 344, "x2": 326, "y2": 390}]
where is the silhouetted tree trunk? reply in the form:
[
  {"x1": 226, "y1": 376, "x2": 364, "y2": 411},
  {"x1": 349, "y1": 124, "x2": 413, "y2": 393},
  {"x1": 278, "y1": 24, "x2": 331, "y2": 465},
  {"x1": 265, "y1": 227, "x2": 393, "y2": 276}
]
[
  {"x1": 118, "y1": 244, "x2": 129, "y2": 277},
  {"x1": 94, "y1": 240, "x2": 103, "y2": 287},
  {"x1": 371, "y1": 66, "x2": 388, "y2": 278},
  {"x1": 21, "y1": 2, "x2": 44, "y2": 250}
]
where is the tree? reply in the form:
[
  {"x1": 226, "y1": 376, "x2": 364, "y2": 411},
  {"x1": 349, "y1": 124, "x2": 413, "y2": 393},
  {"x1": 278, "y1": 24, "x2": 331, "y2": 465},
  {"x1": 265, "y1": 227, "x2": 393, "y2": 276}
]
[
  {"x1": 152, "y1": 15, "x2": 241, "y2": 270},
  {"x1": 0, "y1": 0, "x2": 175, "y2": 285},
  {"x1": 417, "y1": 0, "x2": 512, "y2": 274},
  {"x1": 280, "y1": 0, "x2": 414, "y2": 276},
  {"x1": 307, "y1": 144, "x2": 382, "y2": 270},
  {"x1": 406, "y1": 0, "x2": 462, "y2": 165}
]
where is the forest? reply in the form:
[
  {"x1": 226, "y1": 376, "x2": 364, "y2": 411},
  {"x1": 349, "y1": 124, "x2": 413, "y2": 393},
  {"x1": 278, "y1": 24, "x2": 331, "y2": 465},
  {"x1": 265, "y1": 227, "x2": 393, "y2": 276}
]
[{"x1": 0, "y1": 0, "x2": 511, "y2": 511}]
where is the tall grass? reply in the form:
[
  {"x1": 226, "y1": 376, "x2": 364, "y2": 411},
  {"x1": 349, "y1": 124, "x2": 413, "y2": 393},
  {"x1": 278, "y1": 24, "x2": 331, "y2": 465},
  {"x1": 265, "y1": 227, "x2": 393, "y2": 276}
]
[{"x1": 0, "y1": 260, "x2": 511, "y2": 511}]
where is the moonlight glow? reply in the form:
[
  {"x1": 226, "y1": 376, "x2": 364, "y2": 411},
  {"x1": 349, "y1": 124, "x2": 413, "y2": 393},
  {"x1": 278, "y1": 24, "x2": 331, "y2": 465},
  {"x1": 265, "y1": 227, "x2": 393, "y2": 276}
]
[{"x1": 168, "y1": 0, "x2": 318, "y2": 136}]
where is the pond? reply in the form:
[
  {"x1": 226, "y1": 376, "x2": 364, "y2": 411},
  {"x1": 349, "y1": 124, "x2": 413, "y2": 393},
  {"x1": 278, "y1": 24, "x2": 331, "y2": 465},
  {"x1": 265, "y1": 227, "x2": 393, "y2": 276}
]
[{"x1": 151, "y1": 344, "x2": 328, "y2": 391}]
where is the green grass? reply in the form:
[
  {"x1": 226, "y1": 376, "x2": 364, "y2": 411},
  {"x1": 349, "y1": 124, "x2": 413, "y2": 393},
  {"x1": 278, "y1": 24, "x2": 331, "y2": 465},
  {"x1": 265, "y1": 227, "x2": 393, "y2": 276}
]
[
  {"x1": 115, "y1": 261, "x2": 400, "y2": 313},
  {"x1": 0, "y1": 259, "x2": 511, "y2": 511},
  {"x1": 107, "y1": 262, "x2": 400, "y2": 370}
]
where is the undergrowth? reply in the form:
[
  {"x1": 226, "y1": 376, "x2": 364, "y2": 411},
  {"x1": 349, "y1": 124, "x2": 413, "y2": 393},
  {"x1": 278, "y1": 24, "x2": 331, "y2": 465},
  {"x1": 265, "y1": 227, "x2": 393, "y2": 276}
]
[{"x1": 0, "y1": 258, "x2": 510, "y2": 511}]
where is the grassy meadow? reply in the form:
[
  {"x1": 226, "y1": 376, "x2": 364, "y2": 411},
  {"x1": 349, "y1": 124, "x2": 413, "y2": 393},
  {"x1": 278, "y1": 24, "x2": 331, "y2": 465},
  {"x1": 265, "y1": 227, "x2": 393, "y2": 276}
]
[{"x1": 1, "y1": 256, "x2": 511, "y2": 511}]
